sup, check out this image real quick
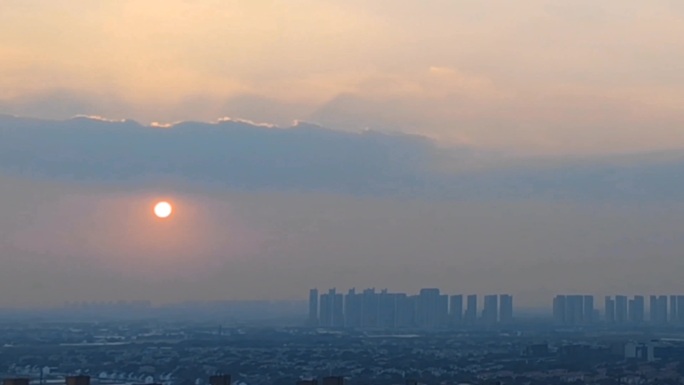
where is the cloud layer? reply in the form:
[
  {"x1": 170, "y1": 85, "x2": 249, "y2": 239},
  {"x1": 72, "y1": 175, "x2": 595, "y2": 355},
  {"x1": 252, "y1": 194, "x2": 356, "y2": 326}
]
[{"x1": 1, "y1": 115, "x2": 684, "y2": 201}]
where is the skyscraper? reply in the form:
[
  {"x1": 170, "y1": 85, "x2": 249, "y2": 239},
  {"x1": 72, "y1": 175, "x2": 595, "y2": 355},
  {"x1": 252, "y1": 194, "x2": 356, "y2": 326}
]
[
  {"x1": 605, "y1": 296, "x2": 615, "y2": 323},
  {"x1": 678, "y1": 296, "x2": 684, "y2": 324},
  {"x1": 320, "y1": 289, "x2": 344, "y2": 328},
  {"x1": 449, "y1": 295, "x2": 463, "y2": 326},
  {"x1": 629, "y1": 295, "x2": 645, "y2": 324},
  {"x1": 650, "y1": 295, "x2": 668, "y2": 324},
  {"x1": 657, "y1": 295, "x2": 668, "y2": 324},
  {"x1": 319, "y1": 289, "x2": 333, "y2": 327},
  {"x1": 553, "y1": 295, "x2": 566, "y2": 325},
  {"x1": 417, "y1": 288, "x2": 438, "y2": 329},
  {"x1": 482, "y1": 295, "x2": 498, "y2": 325},
  {"x1": 378, "y1": 289, "x2": 398, "y2": 329},
  {"x1": 362, "y1": 288, "x2": 379, "y2": 328},
  {"x1": 583, "y1": 295, "x2": 594, "y2": 324},
  {"x1": 344, "y1": 288, "x2": 362, "y2": 328},
  {"x1": 464, "y1": 294, "x2": 477, "y2": 325},
  {"x1": 395, "y1": 293, "x2": 415, "y2": 328},
  {"x1": 565, "y1": 295, "x2": 584, "y2": 326},
  {"x1": 333, "y1": 291, "x2": 344, "y2": 327},
  {"x1": 615, "y1": 295, "x2": 628, "y2": 324},
  {"x1": 500, "y1": 294, "x2": 513, "y2": 324},
  {"x1": 308, "y1": 289, "x2": 319, "y2": 326},
  {"x1": 670, "y1": 295, "x2": 678, "y2": 324},
  {"x1": 438, "y1": 293, "x2": 449, "y2": 327},
  {"x1": 650, "y1": 295, "x2": 657, "y2": 323}
]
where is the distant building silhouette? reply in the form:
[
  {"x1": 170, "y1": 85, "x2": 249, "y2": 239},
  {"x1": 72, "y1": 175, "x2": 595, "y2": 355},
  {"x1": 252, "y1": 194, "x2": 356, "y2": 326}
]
[
  {"x1": 308, "y1": 289, "x2": 318, "y2": 326},
  {"x1": 582, "y1": 295, "x2": 594, "y2": 324},
  {"x1": 482, "y1": 295, "x2": 498, "y2": 325},
  {"x1": 449, "y1": 295, "x2": 463, "y2": 326},
  {"x1": 650, "y1": 295, "x2": 668, "y2": 324},
  {"x1": 553, "y1": 295, "x2": 566, "y2": 325},
  {"x1": 464, "y1": 294, "x2": 477, "y2": 325},
  {"x1": 605, "y1": 296, "x2": 615, "y2": 323},
  {"x1": 319, "y1": 289, "x2": 344, "y2": 327},
  {"x1": 615, "y1": 295, "x2": 628, "y2": 324},
  {"x1": 629, "y1": 295, "x2": 645, "y2": 324},
  {"x1": 310, "y1": 288, "x2": 516, "y2": 330},
  {"x1": 500, "y1": 294, "x2": 513, "y2": 324},
  {"x1": 417, "y1": 288, "x2": 447, "y2": 329}
]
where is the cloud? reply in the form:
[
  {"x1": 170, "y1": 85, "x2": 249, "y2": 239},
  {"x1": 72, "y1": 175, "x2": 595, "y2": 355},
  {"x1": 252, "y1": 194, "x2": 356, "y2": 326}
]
[
  {"x1": 1, "y1": 115, "x2": 684, "y2": 201},
  {"x1": 0, "y1": 115, "x2": 438, "y2": 196}
]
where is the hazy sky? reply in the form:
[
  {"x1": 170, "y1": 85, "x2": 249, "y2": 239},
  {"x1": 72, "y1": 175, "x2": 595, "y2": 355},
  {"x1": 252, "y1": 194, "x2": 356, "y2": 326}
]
[
  {"x1": 1, "y1": 1, "x2": 684, "y2": 308},
  {"x1": 2, "y1": 0, "x2": 684, "y2": 154}
]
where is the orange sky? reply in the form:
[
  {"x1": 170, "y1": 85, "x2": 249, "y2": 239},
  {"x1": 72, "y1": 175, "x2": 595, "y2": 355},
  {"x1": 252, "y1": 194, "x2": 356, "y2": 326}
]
[{"x1": 1, "y1": 0, "x2": 684, "y2": 154}]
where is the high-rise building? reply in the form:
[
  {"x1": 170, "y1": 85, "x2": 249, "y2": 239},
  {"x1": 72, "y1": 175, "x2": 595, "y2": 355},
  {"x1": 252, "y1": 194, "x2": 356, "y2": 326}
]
[
  {"x1": 615, "y1": 295, "x2": 628, "y2": 324},
  {"x1": 629, "y1": 295, "x2": 645, "y2": 324},
  {"x1": 482, "y1": 295, "x2": 498, "y2": 325},
  {"x1": 678, "y1": 296, "x2": 684, "y2": 324},
  {"x1": 605, "y1": 296, "x2": 615, "y2": 323},
  {"x1": 361, "y1": 288, "x2": 379, "y2": 328},
  {"x1": 553, "y1": 295, "x2": 567, "y2": 325},
  {"x1": 670, "y1": 295, "x2": 678, "y2": 324},
  {"x1": 583, "y1": 295, "x2": 594, "y2": 324},
  {"x1": 657, "y1": 295, "x2": 668, "y2": 324},
  {"x1": 344, "y1": 289, "x2": 362, "y2": 328},
  {"x1": 320, "y1": 290, "x2": 333, "y2": 327},
  {"x1": 449, "y1": 295, "x2": 463, "y2": 326},
  {"x1": 500, "y1": 294, "x2": 513, "y2": 324},
  {"x1": 650, "y1": 295, "x2": 668, "y2": 324},
  {"x1": 395, "y1": 293, "x2": 415, "y2": 328},
  {"x1": 438, "y1": 294, "x2": 449, "y2": 327},
  {"x1": 417, "y1": 288, "x2": 437, "y2": 328},
  {"x1": 565, "y1": 295, "x2": 584, "y2": 326},
  {"x1": 465, "y1": 294, "x2": 477, "y2": 324},
  {"x1": 378, "y1": 289, "x2": 398, "y2": 329},
  {"x1": 333, "y1": 291, "x2": 344, "y2": 327},
  {"x1": 650, "y1": 295, "x2": 657, "y2": 323},
  {"x1": 320, "y1": 289, "x2": 344, "y2": 328},
  {"x1": 308, "y1": 289, "x2": 319, "y2": 326}
]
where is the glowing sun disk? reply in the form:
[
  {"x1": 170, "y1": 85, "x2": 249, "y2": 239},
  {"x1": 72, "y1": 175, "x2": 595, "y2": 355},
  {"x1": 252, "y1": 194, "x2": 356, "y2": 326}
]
[{"x1": 154, "y1": 201, "x2": 173, "y2": 218}]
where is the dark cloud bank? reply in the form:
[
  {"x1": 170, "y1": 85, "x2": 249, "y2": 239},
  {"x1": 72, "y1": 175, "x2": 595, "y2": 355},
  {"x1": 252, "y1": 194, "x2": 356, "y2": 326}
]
[{"x1": 1, "y1": 114, "x2": 682, "y2": 200}]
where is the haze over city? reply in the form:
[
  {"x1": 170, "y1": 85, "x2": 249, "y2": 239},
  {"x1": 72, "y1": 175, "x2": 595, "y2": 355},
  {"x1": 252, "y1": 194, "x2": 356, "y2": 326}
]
[{"x1": 1, "y1": 0, "x2": 684, "y2": 308}]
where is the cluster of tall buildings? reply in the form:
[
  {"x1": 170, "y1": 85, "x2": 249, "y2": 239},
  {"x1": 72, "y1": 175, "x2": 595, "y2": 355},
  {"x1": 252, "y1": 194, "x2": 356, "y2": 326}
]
[
  {"x1": 309, "y1": 288, "x2": 513, "y2": 329},
  {"x1": 553, "y1": 294, "x2": 684, "y2": 326}
]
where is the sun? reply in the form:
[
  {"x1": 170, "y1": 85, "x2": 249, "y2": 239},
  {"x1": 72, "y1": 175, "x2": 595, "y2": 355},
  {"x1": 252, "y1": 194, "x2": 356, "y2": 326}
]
[{"x1": 154, "y1": 201, "x2": 173, "y2": 219}]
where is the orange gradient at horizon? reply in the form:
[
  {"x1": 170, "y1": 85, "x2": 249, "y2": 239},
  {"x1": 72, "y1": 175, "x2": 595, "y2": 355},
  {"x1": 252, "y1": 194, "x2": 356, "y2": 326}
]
[{"x1": 6, "y1": 189, "x2": 260, "y2": 282}]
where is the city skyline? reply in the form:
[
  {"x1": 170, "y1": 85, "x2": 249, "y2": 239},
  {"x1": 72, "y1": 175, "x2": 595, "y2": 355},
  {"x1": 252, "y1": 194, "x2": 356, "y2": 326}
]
[{"x1": 310, "y1": 288, "x2": 514, "y2": 329}]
